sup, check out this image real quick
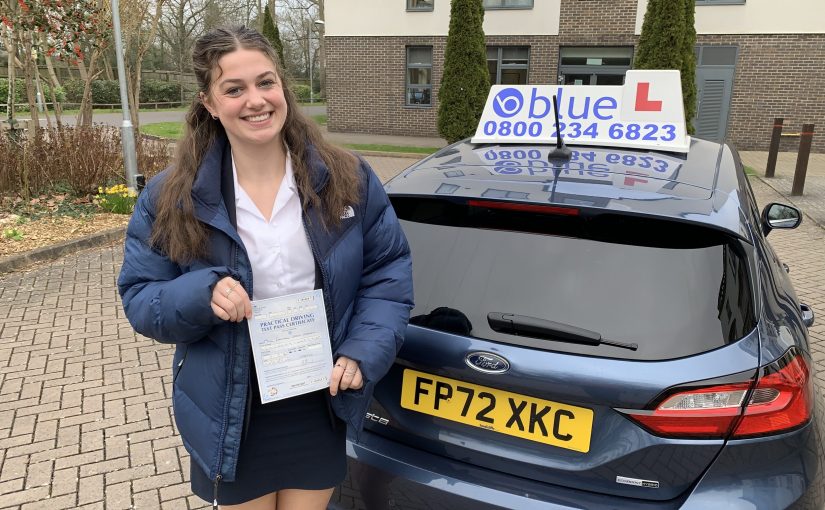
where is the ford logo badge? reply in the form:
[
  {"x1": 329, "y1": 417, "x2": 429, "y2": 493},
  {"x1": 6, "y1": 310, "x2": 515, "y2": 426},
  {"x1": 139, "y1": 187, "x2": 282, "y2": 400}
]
[{"x1": 465, "y1": 352, "x2": 510, "y2": 374}]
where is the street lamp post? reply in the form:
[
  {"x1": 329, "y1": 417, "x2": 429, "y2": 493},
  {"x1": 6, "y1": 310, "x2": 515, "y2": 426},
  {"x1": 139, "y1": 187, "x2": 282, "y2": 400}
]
[
  {"x1": 309, "y1": 19, "x2": 324, "y2": 104},
  {"x1": 111, "y1": 0, "x2": 139, "y2": 192}
]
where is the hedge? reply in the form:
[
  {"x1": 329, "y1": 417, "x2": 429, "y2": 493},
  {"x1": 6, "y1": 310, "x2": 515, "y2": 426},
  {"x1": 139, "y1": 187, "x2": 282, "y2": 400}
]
[
  {"x1": 63, "y1": 79, "x2": 182, "y2": 104},
  {"x1": 0, "y1": 78, "x2": 66, "y2": 111}
]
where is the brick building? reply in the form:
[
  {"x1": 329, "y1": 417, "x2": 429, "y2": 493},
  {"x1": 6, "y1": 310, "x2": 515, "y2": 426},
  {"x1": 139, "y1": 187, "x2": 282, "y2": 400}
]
[{"x1": 324, "y1": 0, "x2": 824, "y2": 152}]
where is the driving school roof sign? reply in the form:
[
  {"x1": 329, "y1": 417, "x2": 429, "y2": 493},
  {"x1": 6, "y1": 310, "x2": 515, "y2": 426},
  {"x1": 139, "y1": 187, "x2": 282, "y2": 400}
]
[{"x1": 471, "y1": 70, "x2": 691, "y2": 153}]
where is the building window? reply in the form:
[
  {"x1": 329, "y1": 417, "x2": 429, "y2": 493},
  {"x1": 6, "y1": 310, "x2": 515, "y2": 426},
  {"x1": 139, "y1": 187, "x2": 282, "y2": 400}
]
[
  {"x1": 487, "y1": 47, "x2": 529, "y2": 85},
  {"x1": 558, "y1": 47, "x2": 633, "y2": 85},
  {"x1": 407, "y1": 0, "x2": 433, "y2": 11},
  {"x1": 695, "y1": 0, "x2": 745, "y2": 5},
  {"x1": 406, "y1": 46, "x2": 432, "y2": 106},
  {"x1": 483, "y1": 0, "x2": 533, "y2": 8}
]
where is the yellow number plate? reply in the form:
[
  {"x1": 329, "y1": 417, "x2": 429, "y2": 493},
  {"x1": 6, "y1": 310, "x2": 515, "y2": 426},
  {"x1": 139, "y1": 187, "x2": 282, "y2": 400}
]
[{"x1": 400, "y1": 369, "x2": 593, "y2": 453}]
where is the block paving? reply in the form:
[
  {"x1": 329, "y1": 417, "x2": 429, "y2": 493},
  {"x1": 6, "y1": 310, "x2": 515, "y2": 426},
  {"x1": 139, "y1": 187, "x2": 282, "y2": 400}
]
[{"x1": 0, "y1": 156, "x2": 823, "y2": 509}]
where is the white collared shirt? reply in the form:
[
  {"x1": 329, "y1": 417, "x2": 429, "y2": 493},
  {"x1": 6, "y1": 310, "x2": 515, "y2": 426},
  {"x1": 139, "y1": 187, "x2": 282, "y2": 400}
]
[{"x1": 232, "y1": 150, "x2": 315, "y2": 300}]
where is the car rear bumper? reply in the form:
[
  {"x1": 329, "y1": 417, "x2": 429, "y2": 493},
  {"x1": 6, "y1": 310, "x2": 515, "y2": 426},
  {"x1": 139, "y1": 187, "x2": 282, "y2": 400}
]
[
  {"x1": 331, "y1": 421, "x2": 823, "y2": 510},
  {"x1": 329, "y1": 431, "x2": 684, "y2": 510}
]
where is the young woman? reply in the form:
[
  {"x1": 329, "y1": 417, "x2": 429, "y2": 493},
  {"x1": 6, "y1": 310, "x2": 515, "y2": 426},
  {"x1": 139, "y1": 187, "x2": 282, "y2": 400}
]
[{"x1": 118, "y1": 26, "x2": 413, "y2": 510}]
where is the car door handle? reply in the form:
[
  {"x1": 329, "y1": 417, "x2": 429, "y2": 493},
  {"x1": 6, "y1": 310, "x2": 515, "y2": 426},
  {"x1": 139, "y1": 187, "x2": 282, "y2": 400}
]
[{"x1": 800, "y1": 303, "x2": 815, "y2": 328}]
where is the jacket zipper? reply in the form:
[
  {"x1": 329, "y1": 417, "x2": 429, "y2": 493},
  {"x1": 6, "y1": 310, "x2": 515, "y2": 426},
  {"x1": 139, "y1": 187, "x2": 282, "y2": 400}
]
[
  {"x1": 213, "y1": 241, "x2": 241, "y2": 507},
  {"x1": 172, "y1": 346, "x2": 188, "y2": 384},
  {"x1": 212, "y1": 474, "x2": 222, "y2": 509},
  {"x1": 302, "y1": 216, "x2": 338, "y2": 430},
  {"x1": 302, "y1": 216, "x2": 334, "y2": 334}
]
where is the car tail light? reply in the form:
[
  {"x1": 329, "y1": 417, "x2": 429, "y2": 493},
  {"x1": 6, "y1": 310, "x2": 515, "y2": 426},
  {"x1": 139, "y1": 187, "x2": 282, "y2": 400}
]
[
  {"x1": 623, "y1": 383, "x2": 751, "y2": 438},
  {"x1": 467, "y1": 199, "x2": 580, "y2": 216},
  {"x1": 731, "y1": 353, "x2": 812, "y2": 438},
  {"x1": 622, "y1": 349, "x2": 812, "y2": 439}
]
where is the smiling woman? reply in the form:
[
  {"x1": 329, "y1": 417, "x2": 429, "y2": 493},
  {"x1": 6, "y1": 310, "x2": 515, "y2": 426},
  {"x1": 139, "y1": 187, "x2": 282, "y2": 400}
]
[{"x1": 117, "y1": 25, "x2": 413, "y2": 510}]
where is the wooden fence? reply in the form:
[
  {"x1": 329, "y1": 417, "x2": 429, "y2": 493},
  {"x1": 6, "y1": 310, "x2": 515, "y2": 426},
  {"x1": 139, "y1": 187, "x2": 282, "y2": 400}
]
[{"x1": 0, "y1": 101, "x2": 185, "y2": 113}]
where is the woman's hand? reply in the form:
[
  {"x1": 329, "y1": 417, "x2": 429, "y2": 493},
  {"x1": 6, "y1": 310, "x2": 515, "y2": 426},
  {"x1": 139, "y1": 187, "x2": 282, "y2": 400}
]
[
  {"x1": 330, "y1": 356, "x2": 363, "y2": 396},
  {"x1": 211, "y1": 276, "x2": 252, "y2": 322}
]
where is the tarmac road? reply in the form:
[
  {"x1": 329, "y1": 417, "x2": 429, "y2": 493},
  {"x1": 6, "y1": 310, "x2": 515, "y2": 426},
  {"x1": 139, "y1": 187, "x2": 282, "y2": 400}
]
[{"x1": 31, "y1": 103, "x2": 328, "y2": 127}]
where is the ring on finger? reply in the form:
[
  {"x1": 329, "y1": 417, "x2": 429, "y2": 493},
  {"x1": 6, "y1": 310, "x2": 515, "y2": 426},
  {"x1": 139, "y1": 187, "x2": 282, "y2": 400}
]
[
  {"x1": 345, "y1": 369, "x2": 357, "y2": 375},
  {"x1": 224, "y1": 287, "x2": 234, "y2": 297}
]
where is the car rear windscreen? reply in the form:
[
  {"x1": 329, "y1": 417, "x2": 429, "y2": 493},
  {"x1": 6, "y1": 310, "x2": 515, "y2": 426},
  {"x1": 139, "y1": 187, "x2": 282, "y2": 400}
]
[{"x1": 394, "y1": 197, "x2": 757, "y2": 361}]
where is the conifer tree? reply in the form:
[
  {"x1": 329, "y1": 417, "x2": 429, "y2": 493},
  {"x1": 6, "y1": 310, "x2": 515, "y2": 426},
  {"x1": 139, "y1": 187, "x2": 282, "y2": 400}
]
[
  {"x1": 262, "y1": 5, "x2": 286, "y2": 68},
  {"x1": 680, "y1": 0, "x2": 697, "y2": 133},
  {"x1": 635, "y1": 0, "x2": 697, "y2": 133},
  {"x1": 437, "y1": 0, "x2": 490, "y2": 144}
]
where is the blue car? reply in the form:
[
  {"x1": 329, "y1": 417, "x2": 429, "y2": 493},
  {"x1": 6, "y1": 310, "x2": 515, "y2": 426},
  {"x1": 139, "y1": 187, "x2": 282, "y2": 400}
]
[{"x1": 330, "y1": 136, "x2": 823, "y2": 509}]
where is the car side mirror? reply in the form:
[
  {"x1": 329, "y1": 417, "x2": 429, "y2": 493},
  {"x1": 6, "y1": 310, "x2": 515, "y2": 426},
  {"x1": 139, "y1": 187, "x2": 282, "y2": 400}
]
[
  {"x1": 801, "y1": 303, "x2": 815, "y2": 328},
  {"x1": 761, "y1": 203, "x2": 802, "y2": 236}
]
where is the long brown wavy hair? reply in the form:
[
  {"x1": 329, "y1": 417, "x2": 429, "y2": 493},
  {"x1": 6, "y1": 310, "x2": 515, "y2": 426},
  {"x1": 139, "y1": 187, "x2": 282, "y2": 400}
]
[{"x1": 151, "y1": 25, "x2": 361, "y2": 264}]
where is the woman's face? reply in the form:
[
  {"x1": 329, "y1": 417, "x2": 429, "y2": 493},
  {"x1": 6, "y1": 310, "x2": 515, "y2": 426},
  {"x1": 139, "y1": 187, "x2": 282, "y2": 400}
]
[{"x1": 203, "y1": 48, "x2": 288, "y2": 149}]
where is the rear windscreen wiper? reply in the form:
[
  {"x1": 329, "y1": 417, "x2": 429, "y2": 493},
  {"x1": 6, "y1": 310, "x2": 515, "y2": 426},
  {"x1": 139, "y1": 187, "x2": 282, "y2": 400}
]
[{"x1": 487, "y1": 313, "x2": 638, "y2": 351}]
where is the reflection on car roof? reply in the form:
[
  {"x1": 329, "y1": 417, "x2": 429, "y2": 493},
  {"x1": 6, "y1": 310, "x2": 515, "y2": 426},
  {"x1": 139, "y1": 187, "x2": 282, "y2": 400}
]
[{"x1": 385, "y1": 138, "x2": 752, "y2": 242}]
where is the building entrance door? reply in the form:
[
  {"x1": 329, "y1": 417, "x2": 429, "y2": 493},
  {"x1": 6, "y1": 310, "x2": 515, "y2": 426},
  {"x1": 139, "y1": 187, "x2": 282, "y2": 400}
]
[{"x1": 693, "y1": 46, "x2": 737, "y2": 142}]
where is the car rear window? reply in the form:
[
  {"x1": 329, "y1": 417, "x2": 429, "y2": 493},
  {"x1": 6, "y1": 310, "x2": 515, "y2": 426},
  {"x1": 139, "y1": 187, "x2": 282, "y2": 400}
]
[{"x1": 393, "y1": 197, "x2": 757, "y2": 361}]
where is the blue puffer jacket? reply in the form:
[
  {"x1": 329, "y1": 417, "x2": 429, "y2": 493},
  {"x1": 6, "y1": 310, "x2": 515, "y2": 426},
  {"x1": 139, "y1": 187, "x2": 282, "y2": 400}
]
[{"x1": 117, "y1": 134, "x2": 413, "y2": 485}]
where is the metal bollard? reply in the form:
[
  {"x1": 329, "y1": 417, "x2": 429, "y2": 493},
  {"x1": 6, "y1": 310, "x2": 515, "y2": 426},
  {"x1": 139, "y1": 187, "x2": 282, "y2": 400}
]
[
  {"x1": 765, "y1": 117, "x2": 783, "y2": 178},
  {"x1": 791, "y1": 124, "x2": 815, "y2": 196}
]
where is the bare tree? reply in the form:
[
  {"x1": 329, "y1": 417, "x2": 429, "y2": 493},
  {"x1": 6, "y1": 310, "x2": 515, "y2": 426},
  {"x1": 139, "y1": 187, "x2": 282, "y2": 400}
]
[
  {"x1": 1, "y1": 0, "x2": 20, "y2": 129},
  {"x1": 276, "y1": 0, "x2": 321, "y2": 85},
  {"x1": 159, "y1": 0, "x2": 211, "y2": 101},
  {"x1": 119, "y1": 0, "x2": 166, "y2": 134}
]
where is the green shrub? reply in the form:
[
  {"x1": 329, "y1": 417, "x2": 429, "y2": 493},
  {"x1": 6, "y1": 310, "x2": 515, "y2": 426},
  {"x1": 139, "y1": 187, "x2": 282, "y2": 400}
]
[
  {"x1": 140, "y1": 79, "x2": 180, "y2": 103},
  {"x1": 64, "y1": 79, "x2": 85, "y2": 103},
  {"x1": 63, "y1": 79, "x2": 120, "y2": 104},
  {"x1": 292, "y1": 84, "x2": 311, "y2": 102},
  {"x1": 91, "y1": 80, "x2": 120, "y2": 104},
  {"x1": 2, "y1": 227, "x2": 24, "y2": 241},
  {"x1": 49, "y1": 85, "x2": 67, "y2": 103},
  {"x1": 0, "y1": 78, "x2": 67, "y2": 111}
]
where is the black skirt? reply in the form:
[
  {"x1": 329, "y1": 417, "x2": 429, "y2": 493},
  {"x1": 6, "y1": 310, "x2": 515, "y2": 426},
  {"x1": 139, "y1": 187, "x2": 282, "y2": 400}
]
[{"x1": 190, "y1": 383, "x2": 347, "y2": 506}]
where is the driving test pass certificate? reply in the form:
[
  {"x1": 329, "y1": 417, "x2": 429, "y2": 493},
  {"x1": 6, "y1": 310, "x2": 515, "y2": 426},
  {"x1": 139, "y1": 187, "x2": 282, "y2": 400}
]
[{"x1": 247, "y1": 289, "x2": 333, "y2": 404}]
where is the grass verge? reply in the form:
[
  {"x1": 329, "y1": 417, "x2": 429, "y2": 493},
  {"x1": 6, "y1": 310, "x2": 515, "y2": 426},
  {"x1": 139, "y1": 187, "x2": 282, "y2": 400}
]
[
  {"x1": 140, "y1": 120, "x2": 439, "y2": 154},
  {"x1": 344, "y1": 144, "x2": 439, "y2": 155},
  {"x1": 140, "y1": 121, "x2": 440, "y2": 156},
  {"x1": 142, "y1": 122, "x2": 185, "y2": 139}
]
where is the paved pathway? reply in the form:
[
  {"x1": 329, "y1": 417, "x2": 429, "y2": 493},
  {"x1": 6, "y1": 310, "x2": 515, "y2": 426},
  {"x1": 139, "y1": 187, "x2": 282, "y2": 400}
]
[
  {"x1": 0, "y1": 156, "x2": 823, "y2": 509},
  {"x1": 740, "y1": 151, "x2": 825, "y2": 228}
]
